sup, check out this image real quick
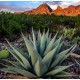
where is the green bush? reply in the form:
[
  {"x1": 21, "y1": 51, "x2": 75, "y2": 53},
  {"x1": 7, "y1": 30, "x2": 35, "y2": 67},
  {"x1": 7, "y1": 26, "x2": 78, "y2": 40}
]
[
  {"x1": 74, "y1": 36, "x2": 80, "y2": 47},
  {"x1": 0, "y1": 12, "x2": 80, "y2": 40},
  {"x1": 62, "y1": 28, "x2": 77, "y2": 40},
  {"x1": 0, "y1": 50, "x2": 9, "y2": 59}
]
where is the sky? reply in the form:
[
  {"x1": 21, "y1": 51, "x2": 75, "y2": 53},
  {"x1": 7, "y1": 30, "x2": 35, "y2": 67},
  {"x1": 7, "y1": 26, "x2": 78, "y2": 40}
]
[{"x1": 0, "y1": 1, "x2": 80, "y2": 12}]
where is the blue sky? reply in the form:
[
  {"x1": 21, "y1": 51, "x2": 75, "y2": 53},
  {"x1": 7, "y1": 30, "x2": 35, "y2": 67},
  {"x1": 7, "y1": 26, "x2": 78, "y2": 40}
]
[
  {"x1": 0, "y1": 1, "x2": 43, "y2": 8},
  {"x1": 0, "y1": 1, "x2": 80, "y2": 12}
]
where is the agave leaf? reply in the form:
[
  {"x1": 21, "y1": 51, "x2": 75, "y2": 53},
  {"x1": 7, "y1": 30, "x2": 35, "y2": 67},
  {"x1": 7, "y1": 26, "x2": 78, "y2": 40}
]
[
  {"x1": 55, "y1": 74, "x2": 76, "y2": 78},
  {"x1": 40, "y1": 31, "x2": 46, "y2": 56},
  {"x1": 45, "y1": 29, "x2": 50, "y2": 46},
  {"x1": 32, "y1": 28, "x2": 37, "y2": 51},
  {"x1": 4, "y1": 45, "x2": 25, "y2": 68},
  {"x1": 59, "y1": 44, "x2": 77, "y2": 65},
  {"x1": 54, "y1": 70, "x2": 73, "y2": 77},
  {"x1": 55, "y1": 70, "x2": 78, "y2": 78},
  {"x1": 52, "y1": 42, "x2": 63, "y2": 61},
  {"x1": 51, "y1": 45, "x2": 75, "y2": 68},
  {"x1": 0, "y1": 67, "x2": 37, "y2": 78},
  {"x1": 46, "y1": 65, "x2": 72, "y2": 76},
  {"x1": 62, "y1": 71, "x2": 71, "y2": 74},
  {"x1": 42, "y1": 44, "x2": 59, "y2": 68},
  {"x1": 29, "y1": 35, "x2": 33, "y2": 46},
  {"x1": 7, "y1": 61, "x2": 25, "y2": 69},
  {"x1": 3, "y1": 59, "x2": 19, "y2": 67},
  {"x1": 5, "y1": 39, "x2": 31, "y2": 69},
  {"x1": 3, "y1": 59, "x2": 24, "y2": 69},
  {"x1": 0, "y1": 63, "x2": 12, "y2": 68},
  {"x1": 59, "y1": 54, "x2": 70, "y2": 65},
  {"x1": 13, "y1": 45, "x2": 29, "y2": 60},
  {"x1": 71, "y1": 44, "x2": 77, "y2": 52},
  {"x1": 54, "y1": 65, "x2": 71, "y2": 70},
  {"x1": 46, "y1": 36, "x2": 51, "y2": 47},
  {"x1": 6, "y1": 60, "x2": 27, "y2": 70},
  {"x1": 45, "y1": 29, "x2": 49, "y2": 38},
  {"x1": 56, "y1": 42, "x2": 63, "y2": 55},
  {"x1": 37, "y1": 30, "x2": 41, "y2": 53},
  {"x1": 52, "y1": 35, "x2": 62, "y2": 49},
  {"x1": 58, "y1": 71, "x2": 71, "y2": 75},
  {"x1": 22, "y1": 33, "x2": 42, "y2": 66},
  {"x1": 44, "y1": 32, "x2": 58, "y2": 56},
  {"x1": 34, "y1": 58, "x2": 48, "y2": 77},
  {"x1": 9, "y1": 61, "x2": 20, "y2": 66},
  {"x1": 0, "y1": 68, "x2": 16, "y2": 74},
  {"x1": 29, "y1": 35, "x2": 32, "y2": 41}
]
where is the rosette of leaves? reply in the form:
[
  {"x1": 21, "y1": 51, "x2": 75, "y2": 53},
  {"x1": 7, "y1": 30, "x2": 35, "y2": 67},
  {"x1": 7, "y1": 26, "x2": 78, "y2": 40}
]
[{"x1": 0, "y1": 29, "x2": 76, "y2": 79}]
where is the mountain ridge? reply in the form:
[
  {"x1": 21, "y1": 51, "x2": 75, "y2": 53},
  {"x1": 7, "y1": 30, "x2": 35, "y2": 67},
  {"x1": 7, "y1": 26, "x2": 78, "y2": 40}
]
[{"x1": 23, "y1": 3, "x2": 80, "y2": 16}]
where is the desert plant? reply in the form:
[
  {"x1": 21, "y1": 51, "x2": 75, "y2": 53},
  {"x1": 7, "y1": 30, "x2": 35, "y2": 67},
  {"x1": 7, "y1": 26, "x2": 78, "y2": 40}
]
[
  {"x1": 62, "y1": 28, "x2": 77, "y2": 40},
  {"x1": 0, "y1": 29, "x2": 76, "y2": 79},
  {"x1": 0, "y1": 50, "x2": 9, "y2": 59},
  {"x1": 1, "y1": 13, "x2": 80, "y2": 40},
  {"x1": 74, "y1": 36, "x2": 80, "y2": 47}
]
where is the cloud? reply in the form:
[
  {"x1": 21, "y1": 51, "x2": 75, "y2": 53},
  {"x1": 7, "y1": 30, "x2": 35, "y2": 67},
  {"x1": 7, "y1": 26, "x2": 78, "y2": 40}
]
[
  {"x1": 72, "y1": 1, "x2": 80, "y2": 6},
  {"x1": 59, "y1": 1, "x2": 72, "y2": 8},
  {"x1": 46, "y1": 1, "x2": 62, "y2": 5},
  {"x1": 73, "y1": 0, "x2": 80, "y2": 2},
  {"x1": 45, "y1": 1, "x2": 61, "y2": 10},
  {"x1": 46, "y1": 1, "x2": 80, "y2": 10},
  {"x1": 0, "y1": 2, "x2": 33, "y2": 12},
  {"x1": 30, "y1": 1, "x2": 40, "y2": 3}
]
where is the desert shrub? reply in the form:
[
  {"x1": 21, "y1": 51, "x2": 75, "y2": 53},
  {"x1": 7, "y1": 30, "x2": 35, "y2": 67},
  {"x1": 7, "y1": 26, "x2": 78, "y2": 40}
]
[
  {"x1": 74, "y1": 36, "x2": 80, "y2": 47},
  {"x1": 0, "y1": 12, "x2": 80, "y2": 40},
  {"x1": 62, "y1": 28, "x2": 77, "y2": 40},
  {"x1": 0, "y1": 50, "x2": 10, "y2": 59}
]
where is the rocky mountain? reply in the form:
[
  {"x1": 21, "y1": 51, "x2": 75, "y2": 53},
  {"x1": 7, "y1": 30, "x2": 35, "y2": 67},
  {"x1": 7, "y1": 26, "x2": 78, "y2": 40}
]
[
  {"x1": 24, "y1": 4, "x2": 52, "y2": 14},
  {"x1": 51, "y1": 6, "x2": 63, "y2": 15},
  {"x1": 23, "y1": 4, "x2": 80, "y2": 16}
]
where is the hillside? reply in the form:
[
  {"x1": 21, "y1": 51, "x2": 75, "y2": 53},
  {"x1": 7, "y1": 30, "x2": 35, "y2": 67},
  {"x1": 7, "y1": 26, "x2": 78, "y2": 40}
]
[
  {"x1": 24, "y1": 4, "x2": 52, "y2": 14},
  {"x1": 23, "y1": 4, "x2": 80, "y2": 16}
]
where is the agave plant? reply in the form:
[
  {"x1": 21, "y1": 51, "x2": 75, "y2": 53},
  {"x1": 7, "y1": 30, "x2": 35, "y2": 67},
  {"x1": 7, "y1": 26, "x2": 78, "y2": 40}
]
[{"x1": 0, "y1": 29, "x2": 76, "y2": 79}]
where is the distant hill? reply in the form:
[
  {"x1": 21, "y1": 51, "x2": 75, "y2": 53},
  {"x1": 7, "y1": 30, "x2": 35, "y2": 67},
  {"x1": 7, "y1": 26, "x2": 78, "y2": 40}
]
[
  {"x1": 24, "y1": 4, "x2": 52, "y2": 14},
  {"x1": 22, "y1": 3, "x2": 80, "y2": 16}
]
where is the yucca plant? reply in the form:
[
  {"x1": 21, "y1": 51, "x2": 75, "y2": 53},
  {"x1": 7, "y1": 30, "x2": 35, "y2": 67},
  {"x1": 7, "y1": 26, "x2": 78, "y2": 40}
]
[{"x1": 0, "y1": 29, "x2": 76, "y2": 79}]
